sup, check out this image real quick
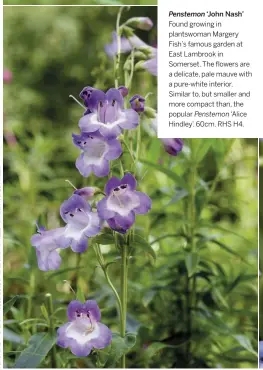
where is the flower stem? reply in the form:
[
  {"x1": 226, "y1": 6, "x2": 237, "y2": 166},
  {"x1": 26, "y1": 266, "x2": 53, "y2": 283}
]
[
  {"x1": 45, "y1": 293, "x2": 57, "y2": 368},
  {"x1": 95, "y1": 244, "x2": 123, "y2": 322},
  {"x1": 120, "y1": 243, "x2": 128, "y2": 368},
  {"x1": 115, "y1": 7, "x2": 124, "y2": 88},
  {"x1": 186, "y1": 146, "x2": 197, "y2": 364}
]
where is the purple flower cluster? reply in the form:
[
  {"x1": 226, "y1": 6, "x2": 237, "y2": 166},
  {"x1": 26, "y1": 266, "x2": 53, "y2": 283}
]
[
  {"x1": 57, "y1": 300, "x2": 112, "y2": 357},
  {"x1": 72, "y1": 86, "x2": 143, "y2": 178}
]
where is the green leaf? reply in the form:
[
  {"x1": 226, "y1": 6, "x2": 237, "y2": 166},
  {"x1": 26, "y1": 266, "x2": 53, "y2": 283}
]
[
  {"x1": 40, "y1": 305, "x2": 49, "y2": 322},
  {"x1": 233, "y1": 335, "x2": 257, "y2": 357},
  {"x1": 169, "y1": 188, "x2": 188, "y2": 205},
  {"x1": 14, "y1": 333, "x2": 56, "y2": 368},
  {"x1": 143, "y1": 342, "x2": 176, "y2": 361},
  {"x1": 4, "y1": 295, "x2": 19, "y2": 315},
  {"x1": 133, "y1": 235, "x2": 156, "y2": 262},
  {"x1": 139, "y1": 159, "x2": 186, "y2": 188},
  {"x1": 3, "y1": 328, "x2": 24, "y2": 344},
  {"x1": 195, "y1": 139, "x2": 215, "y2": 163},
  {"x1": 104, "y1": 333, "x2": 136, "y2": 368},
  {"x1": 185, "y1": 252, "x2": 200, "y2": 277},
  {"x1": 93, "y1": 230, "x2": 115, "y2": 245}
]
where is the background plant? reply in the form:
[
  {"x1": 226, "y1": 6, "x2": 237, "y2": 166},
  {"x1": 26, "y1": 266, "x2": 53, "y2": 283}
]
[{"x1": 3, "y1": 5, "x2": 257, "y2": 369}]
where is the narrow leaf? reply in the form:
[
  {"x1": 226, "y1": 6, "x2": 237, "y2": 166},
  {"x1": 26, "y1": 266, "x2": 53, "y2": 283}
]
[
  {"x1": 14, "y1": 333, "x2": 56, "y2": 368},
  {"x1": 4, "y1": 296, "x2": 19, "y2": 315},
  {"x1": 185, "y1": 252, "x2": 200, "y2": 277}
]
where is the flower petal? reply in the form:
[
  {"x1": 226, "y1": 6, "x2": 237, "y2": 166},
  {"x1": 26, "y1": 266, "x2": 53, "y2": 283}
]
[
  {"x1": 71, "y1": 236, "x2": 88, "y2": 253},
  {"x1": 99, "y1": 123, "x2": 122, "y2": 140},
  {"x1": 106, "y1": 88, "x2": 124, "y2": 107},
  {"x1": 60, "y1": 194, "x2": 91, "y2": 223},
  {"x1": 67, "y1": 301, "x2": 83, "y2": 321},
  {"x1": 89, "y1": 323, "x2": 112, "y2": 349},
  {"x1": 76, "y1": 154, "x2": 93, "y2": 177},
  {"x1": 104, "y1": 139, "x2": 122, "y2": 160},
  {"x1": 92, "y1": 159, "x2": 110, "y2": 177},
  {"x1": 133, "y1": 191, "x2": 152, "y2": 214},
  {"x1": 83, "y1": 212, "x2": 101, "y2": 237},
  {"x1": 114, "y1": 212, "x2": 135, "y2": 230},
  {"x1": 79, "y1": 113, "x2": 101, "y2": 133},
  {"x1": 36, "y1": 249, "x2": 62, "y2": 271},
  {"x1": 117, "y1": 109, "x2": 139, "y2": 130},
  {"x1": 121, "y1": 173, "x2": 137, "y2": 190},
  {"x1": 97, "y1": 197, "x2": 116, "y2": 220},
  {"x1": 104, "y1": 177, "x2": 121, "y2": 195},
  {"x1": 107, "y1": 217, "x2": 127, "y2": 234},
  {"x1": 84, "y1": 300, "x2": 101, "y2": 322}
]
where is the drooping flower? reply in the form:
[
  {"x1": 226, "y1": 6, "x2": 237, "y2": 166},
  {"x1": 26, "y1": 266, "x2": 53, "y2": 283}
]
[
  {"x1": 130, "y1": 95, "x2": 145, "y2": 113},
  {"x1": 118, "y1": 86, "x2": 129, "y2": 97},
  {"x1": 30, "y1": 225, "x2": 67, "y2": 271},
  {"x1": 126, "y1": 17, "x2": 153, "y2": 31},
  {"x1": 58, "y1": 194, "x2": 101, "y2": 252},
  {"x1": 74, "y1": 187, "x2": 97, "y2": 200},
  {"x1": 162, "y1": 138, "x2": 184, "y2": 156},
  {"x1": 72, "y1": 131, "x2": 122, "y2": 177},
  {"x1": 105, "y1": 32, "x2": 157, "y2": 76},
  {"x1": 141, "y1": 51, "x2": 157, "y2": 76},
  {"x1": 78, "y1": 88, "x2": 139, "y2": 139},
  {"x1": 151, "y1": 117, "x2": 183, "y2": 156},
  {"x1": 97, "y1": 173, "x2": 151, "y2": 234},
  {"x1": 31, "y1": 194, "x2": 101, "y2": 271},
  {"x1": 57, "y1": 300, "x2": 112, "y2": 357}
]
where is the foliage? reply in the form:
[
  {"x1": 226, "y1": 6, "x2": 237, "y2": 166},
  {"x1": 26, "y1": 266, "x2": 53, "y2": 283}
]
[{"x1": 4, "y1": 5, "x2": 257, "y2": 369}]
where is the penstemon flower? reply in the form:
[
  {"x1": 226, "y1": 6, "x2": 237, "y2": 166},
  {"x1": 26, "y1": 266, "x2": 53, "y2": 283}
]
[
  {"x1": 151, "y1": 116, "x2": 183, "y2": 156},
  {"x1": 162, "y1": 138, "x2": 184, "y2": 156},
  {"x1": 72, "y1": 131, "x2": 122, "y2": 177},
  {"x1": 58, "y1": 194, "x2": 101, "y2": 252},
  {"x1": 130, "y1": 95, "x2": 145, "y2": 113},
  {"x1": 57, "y1": 300, "x2": 112, "y2": 357},
  {"x1": 30, "y1": 225, "x2": 68, "y2": 271},
  {"x1": 79, "y1": 87, "x2": 139, "y2": 139},
  {"x1": 74, "y1": 187, "x2": 97, "y2": 200},
  {"x1": 31, "y1": 194, "x2": 101, "y2": 271},
  {"x1": 97, "y1": 173, "x2": 152, "y2": 234}
]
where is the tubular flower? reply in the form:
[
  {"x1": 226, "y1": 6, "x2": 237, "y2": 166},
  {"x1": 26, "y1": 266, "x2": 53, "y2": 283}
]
[
  {"x1": 30, "y1": 225, "x2": 67, "y2": 271},
  {"x1": 130, "y1": 95, "x2": 145, "y2": 113},
  {"x1": 97, "y1": 173, "x2": 152, "y2": 234},
  {"x1": 162, "y1": 138, "x2": 184, "y2": 156},
  {"x1": 126, "y1": 17, "x2": 153, "y2": 31},
  {"x1": 31, "y1": 195, "x2": 101, "y2": 271},
  {"x1": 74, "y1": 187, "x2": 96, "y2": 200},
  {"x1": 78, "y1": 87, "x2": 139, "y2": 139},
  {"x1": 58, "y1": 194, "x2": 101, "y2": 253},
  {"x1": 72, "y1": 131, "x2": 122, "y2": 177},
  {"x1": 57, "y1": 300, "x2": 112, "y2": 357}
]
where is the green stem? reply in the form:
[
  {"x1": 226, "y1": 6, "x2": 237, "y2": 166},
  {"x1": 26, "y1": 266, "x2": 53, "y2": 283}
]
[
  {"x1": 95, "y1": 245, "x2": 123, "y2": 323},
  {"x1": 46, "y1": 293, "x2": 56, "y2": 368},
  {"x1": 115, "y1": 7, "x2": 124, "y2": 88},
  {"x1": 120, "y1": 243, "x2": 128, "y2": 368},
  {"x1": 186, "y1": 150, "x2": 197, "y2": 364}
]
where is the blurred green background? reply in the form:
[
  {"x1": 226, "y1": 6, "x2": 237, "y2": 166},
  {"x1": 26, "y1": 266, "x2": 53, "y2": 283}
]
[
  {"x1": 4, "y1": 5, "x2": 258, "y2": 369},
  {"x1": 4, "y1": 0, "x2": 157, "y2": 5}
]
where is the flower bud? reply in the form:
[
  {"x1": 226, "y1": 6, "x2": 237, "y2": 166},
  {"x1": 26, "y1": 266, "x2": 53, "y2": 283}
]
[
  {"x1": 118, "y1": 86, "x2": 129, "y2": 97},
  {"x1": 130, "y1": 95, "x2": 145, "y2": 113},
  {"x1": 126, "y1": 17, "x2": 153, "y2": 31},
  {"x1": 161, "y1": 139, "x2": 184, "y2": 156},
  {"x1": 74, "y1": 187, "x2": 97, "y2": 200}
]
